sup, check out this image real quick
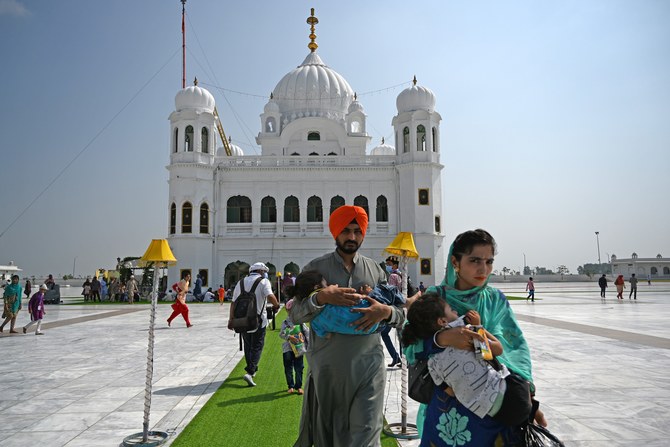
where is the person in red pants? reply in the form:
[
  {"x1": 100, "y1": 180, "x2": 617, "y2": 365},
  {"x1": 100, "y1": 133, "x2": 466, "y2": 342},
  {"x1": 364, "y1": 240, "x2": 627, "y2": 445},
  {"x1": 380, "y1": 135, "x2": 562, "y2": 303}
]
[{"x1": 167, "y1": 273, "x2": 193, "y2": 328}]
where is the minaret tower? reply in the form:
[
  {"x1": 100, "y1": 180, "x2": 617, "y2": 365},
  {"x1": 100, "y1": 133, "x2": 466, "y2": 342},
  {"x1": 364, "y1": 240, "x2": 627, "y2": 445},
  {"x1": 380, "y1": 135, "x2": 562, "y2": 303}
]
[
  {"x1": 392, "y1": 76, "x2": 445, "y2": 284},
  {"x1": 166, "y1": 0, "x2": 217, "y2": 287}
]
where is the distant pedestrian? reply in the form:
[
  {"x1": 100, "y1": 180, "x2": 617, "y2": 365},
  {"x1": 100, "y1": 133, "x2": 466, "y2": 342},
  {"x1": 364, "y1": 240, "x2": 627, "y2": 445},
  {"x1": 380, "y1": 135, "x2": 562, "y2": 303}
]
[
  {"x1": 126, "y1": 275, "x2": 139, "y2": 304},
  {"x1": 628, "y1": 273, "x2": 638, "y2": 300},
  {"x1": 90, "y1": 276, "x2": 101, "y2": 302},
  {"x1": 193, "y1": 274, "x2": 203, "y2": 301},
  {"x1": 526, "y1": 277, "x2": 535, "y2": 302},
  {"x1": 167, "y1": 273, "x2": 192, "y2": 328},
  {"x1": 598, "y1": 274, "x2": 608, "y2": 299},
  {"x1": 100, "y1": 277, "x2": 108, "y2": 300},
  {"x1": 218, "y1": 284, "x2": 225, "y2": 305},
  {"x1": 44, "y1": 274, "x2": 55, "y2": 290},
  {"x1": 23, "y1": 284, "x2": 47, "y2": 335},
  {"x1": 1, "y1": 275, "x2": 22, "y2": 333},
  {"x1": 647, "y1": 274, "x2": 651, "y2": 285},
  {"x1": 24, "y1": 279, "x2": 32, "y2": 299},
  {"x1": 82, "y1": 277, "x2": 91, "y2": 301},
  {"x1": 614, "y1": 274, "x2": 625, "y2": 300}
]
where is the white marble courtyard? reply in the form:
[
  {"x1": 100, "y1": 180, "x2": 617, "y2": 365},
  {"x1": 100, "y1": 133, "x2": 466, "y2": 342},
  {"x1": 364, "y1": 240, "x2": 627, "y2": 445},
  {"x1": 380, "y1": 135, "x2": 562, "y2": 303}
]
[{"x1": 0, "y1": 281, "x2": 669, "y2": 446}]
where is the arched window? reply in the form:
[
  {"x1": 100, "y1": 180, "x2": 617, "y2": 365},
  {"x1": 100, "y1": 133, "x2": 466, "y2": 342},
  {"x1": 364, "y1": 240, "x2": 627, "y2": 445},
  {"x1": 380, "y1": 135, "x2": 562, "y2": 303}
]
[
  {"x1": 291, "y1": 152, "x2": 300, "y2": 156},
  {"x1": 201, "y1": 127, "x2": 209, "y2": 153},
  {"x1": 651, "y1": 267, "x2": 658, "y2": 275},
  {"x1": 309, "y1": 152, "x2": 319, "y2": 156},
  {"x1": 664, "y1": 267, "x2": 670, "y2": 275},
  {"x1": 432, "y1": 127, "x2": 438, "y2": 152},
  {"x1": 417, "y1": 125, "x2": 426, "y2": 151},
  {"x1": 226, "y1": 196, "x2": 252, "y2": 223},
  {"x1": 169, "y1": 203, "x2": 176, "y2": 234},
  {"x1": 307, "y1": 196, "x2": 323, "y2": 222},
  {"x1": 284, "y1": 196, "x2": 300, "y2": 222},
  {"x1": 199, "y1": 203, "x2": 209, "y2": 234},
  {"x1": 327, "y1": 152, "x2": 337, "y2": 156},
  {"x1": 354, "y1": 195, "x2": 369, "y2": 217},
  {"x1": 376, "y1": 195, "x2": 388, "y2": 222},
  {"x1": 173, "y1": 128, "x2": 179, "y2": 153},
  {"x1": 350, "y1": 120, "x2": 361, "y2": 133},
  {"x1": 403, "y1": 127, "x2": 409, "y2": 153},
  {"x1": 261, "y1": 196, "x2": 277, "y2": 223},
  {"x1": 265, "y1": 117, "x2": 276, "y2": 133},
  {"x1": 185, "y1": 125, "x2": 194, "y2": 152},
  {"x1": 181, "y1": 202, "x2": 192, "y2": 233},
  {"x1": 308, "y1": 131, "x2": 320, "y2": 141},
  {"x1": 330, "y1": 195, "x2": 345, "y2": 215},
  {"x1": 435, "y1": 215, "x2": 441, "y2": 233}
]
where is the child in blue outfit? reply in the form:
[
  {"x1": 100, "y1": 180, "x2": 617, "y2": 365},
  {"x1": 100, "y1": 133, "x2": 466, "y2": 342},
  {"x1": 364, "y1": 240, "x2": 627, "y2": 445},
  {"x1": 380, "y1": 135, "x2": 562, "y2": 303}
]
[
  {"x1": 279, "y1": 305, "x2": 309, "y2": 395},
  {"x1": 286, "y1": 270, "x2": 405, "y2": 338}
]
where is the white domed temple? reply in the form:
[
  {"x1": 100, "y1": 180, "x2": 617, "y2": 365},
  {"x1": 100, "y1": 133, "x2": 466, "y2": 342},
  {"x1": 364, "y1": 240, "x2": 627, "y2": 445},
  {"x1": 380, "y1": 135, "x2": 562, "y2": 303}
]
[{"x1": 166, "y1": 9, "x2": 445, "y2": 290}]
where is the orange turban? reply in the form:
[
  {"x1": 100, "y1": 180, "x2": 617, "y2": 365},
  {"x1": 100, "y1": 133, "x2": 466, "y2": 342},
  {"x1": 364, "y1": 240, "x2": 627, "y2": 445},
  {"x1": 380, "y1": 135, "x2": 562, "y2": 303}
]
[{"x1": 329, "y1": 205, "x2": 368, "y2": 239}]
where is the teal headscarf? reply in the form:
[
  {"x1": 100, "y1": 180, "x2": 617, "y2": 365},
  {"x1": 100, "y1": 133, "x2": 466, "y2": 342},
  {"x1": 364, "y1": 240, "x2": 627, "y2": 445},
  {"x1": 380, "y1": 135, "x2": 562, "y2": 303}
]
[
  {"x1": 405, "y1": 243, "x2": 533, "y2": 386},
  {"x1": 3, "y1": 282, "x2": 23, "y2": 314}
]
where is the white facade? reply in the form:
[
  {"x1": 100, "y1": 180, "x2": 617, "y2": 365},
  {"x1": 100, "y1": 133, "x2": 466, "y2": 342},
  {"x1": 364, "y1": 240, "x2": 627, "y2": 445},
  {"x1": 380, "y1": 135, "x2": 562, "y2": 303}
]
[
  {"x1": 610, "y1": 253, "x2": 670, "y2": 278},
  {"x1": 166, "y1": 34, "x2": 445, "y2": 290}
]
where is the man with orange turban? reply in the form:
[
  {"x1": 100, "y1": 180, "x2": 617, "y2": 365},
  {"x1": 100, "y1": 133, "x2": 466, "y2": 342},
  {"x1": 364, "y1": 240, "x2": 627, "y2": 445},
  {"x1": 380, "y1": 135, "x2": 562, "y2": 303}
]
[{"x1": 289, "y1": 205, "x2": 406, "y2": 447}]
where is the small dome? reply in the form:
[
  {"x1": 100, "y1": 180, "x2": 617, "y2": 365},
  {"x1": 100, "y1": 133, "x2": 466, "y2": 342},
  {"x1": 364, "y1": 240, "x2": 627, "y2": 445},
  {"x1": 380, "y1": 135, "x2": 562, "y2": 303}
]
[
  {"x1": 175, "y1": 83, "x2": 215, "y2": 112},
  {"x1": 371, "y1": 138, "x2": 395, "y2": 156},
  {"x1": 216, "y1": 142, "x2": 244, "y2": 157},
  {"x1": 348, "y1": 97, "x2": 364, "y2": 114},
  {"x1": 396, "y1": 77, "x2": 435, "y2": 113},
  {"x1": 230, "y1": 142, "x2": 244, "y2": 156},
  {"x1": 264, "y1": 98, "x2": 280, "y2": 114}
]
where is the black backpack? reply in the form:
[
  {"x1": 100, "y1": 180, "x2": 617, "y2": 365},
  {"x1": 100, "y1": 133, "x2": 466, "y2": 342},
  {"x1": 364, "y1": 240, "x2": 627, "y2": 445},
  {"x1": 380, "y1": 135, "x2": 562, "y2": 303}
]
[{"x1": 230, "y1": 276, "x2": 265, "y2": 334}]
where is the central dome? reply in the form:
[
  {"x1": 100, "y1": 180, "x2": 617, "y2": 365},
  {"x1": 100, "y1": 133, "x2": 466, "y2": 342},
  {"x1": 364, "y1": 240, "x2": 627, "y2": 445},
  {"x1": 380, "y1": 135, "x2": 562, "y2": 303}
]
[{"x1": 272, "y1": 52, "x2": 354, "y2": 122}]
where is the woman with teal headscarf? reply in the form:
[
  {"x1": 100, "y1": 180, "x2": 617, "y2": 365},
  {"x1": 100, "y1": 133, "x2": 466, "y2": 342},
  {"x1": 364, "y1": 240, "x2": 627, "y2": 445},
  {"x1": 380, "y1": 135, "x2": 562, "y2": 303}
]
[
  {"x1": 1, "y1": 274, "x2": 23, "y2": 333},
  {"x1": 405, "y1": 229, "x2": 546, "y2": 446}
]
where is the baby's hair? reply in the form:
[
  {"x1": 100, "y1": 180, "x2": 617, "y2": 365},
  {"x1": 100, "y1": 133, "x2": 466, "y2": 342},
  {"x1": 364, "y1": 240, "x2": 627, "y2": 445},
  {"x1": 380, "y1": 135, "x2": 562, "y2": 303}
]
[
  {"x1": 285, "y1": 270, "x2": 324, "y2": 301},
  {"x1": 401, "y1": 292, "x2": 447, "y2": 346}
]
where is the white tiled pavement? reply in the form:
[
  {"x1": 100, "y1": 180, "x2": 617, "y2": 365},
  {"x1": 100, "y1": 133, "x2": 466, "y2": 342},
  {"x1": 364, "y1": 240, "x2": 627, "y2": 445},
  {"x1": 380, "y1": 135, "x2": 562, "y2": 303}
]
[{"x1": 0, "y1": 282, "x2": 668, "y2": 446}]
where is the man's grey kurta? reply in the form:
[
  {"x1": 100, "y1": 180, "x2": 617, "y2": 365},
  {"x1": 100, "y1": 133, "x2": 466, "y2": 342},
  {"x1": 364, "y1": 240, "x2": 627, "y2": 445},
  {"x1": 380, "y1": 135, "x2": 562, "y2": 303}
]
[{"x1": 290, "y1": 250, "x2": 405, "y2": 447}]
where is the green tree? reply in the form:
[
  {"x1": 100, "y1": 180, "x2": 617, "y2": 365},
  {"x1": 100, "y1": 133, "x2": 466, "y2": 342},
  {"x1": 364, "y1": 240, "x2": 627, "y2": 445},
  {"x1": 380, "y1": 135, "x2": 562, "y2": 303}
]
[{"x1": 556, "y1": 265, "x2": 570, "y2": 280}]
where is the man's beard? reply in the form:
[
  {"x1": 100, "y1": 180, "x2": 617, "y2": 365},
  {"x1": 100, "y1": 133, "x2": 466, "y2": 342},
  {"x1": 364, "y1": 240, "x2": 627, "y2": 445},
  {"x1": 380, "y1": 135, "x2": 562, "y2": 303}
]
[{"x1": 336, "y1": 239, "x2": 360, "y2": 254}]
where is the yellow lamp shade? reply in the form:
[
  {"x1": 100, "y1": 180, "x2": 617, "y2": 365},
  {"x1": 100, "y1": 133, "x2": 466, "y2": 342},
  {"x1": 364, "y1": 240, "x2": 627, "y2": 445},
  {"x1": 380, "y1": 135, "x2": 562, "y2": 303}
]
[
  {"x1": 139, "y1": 239, "x2": 177, "y2": 266},
  {"x1": 384, "y1": 232, "x2": 419, "y2": 259}
]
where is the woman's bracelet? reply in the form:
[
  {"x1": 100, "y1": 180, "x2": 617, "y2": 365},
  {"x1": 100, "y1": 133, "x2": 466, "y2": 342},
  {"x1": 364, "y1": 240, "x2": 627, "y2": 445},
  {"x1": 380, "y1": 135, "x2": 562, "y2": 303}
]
[{"x1": 433, "y1": 328, "x2": 449, "y2": 348}]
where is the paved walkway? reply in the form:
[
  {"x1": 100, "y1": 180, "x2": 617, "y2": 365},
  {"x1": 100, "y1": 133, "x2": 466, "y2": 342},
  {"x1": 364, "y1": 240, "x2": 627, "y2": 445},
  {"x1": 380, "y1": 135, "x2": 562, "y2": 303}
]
[{"x1": 0, "y1": 282, "x2": 668, "y2": 446}]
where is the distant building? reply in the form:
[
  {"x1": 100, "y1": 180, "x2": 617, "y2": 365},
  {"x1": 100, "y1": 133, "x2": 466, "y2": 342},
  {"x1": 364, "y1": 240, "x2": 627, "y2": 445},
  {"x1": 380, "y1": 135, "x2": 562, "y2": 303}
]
[
  {"x1": 166, "y1": 10, "x2": 445, "y2": 289},
  {"x1": 610, "y1": 253, "x2": 670, "y2": 278}
]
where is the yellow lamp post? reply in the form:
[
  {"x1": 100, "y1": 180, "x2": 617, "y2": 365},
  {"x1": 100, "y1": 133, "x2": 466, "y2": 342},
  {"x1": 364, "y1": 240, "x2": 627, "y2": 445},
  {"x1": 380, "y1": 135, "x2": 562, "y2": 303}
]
[
  {"x1": 123, "y1": 239, "x2": 176, "y2": 446},
  {"x1": 383, "y1": 232, "x2": 420, "y2": 440}
]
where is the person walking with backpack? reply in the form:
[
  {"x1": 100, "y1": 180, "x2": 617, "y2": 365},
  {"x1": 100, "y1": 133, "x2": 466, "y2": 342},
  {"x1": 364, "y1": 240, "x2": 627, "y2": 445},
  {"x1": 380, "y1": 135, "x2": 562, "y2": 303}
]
[{"x1": 227, "y1": 262, "x2": 279, "y2": 387}]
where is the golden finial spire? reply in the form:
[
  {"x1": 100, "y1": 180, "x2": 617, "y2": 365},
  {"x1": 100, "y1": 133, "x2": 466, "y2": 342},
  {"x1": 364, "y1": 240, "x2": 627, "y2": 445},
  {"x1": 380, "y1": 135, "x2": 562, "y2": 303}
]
[
  {"x1": 381, "y1": 137, "x2": 385, "y2": 144},
  {"x1": 354, "y1": 92, "x2": 357, "y2": 101},
  {"x1": 270, "y1": 92, "x2": 274, "y2": 100},
  {"x1": 194, "y1": 77, "x2": 198, "y2": 86},
  {"x1": 412, "y1": 75, "x2": 417, "y2": 86},
  {"x1": 307, "y1": 8, "x2": 319, "y2": 52}
]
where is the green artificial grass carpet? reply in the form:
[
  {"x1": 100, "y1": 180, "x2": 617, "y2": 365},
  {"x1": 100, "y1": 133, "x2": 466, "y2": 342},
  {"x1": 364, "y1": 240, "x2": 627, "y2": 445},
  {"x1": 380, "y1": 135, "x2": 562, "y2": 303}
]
[{"x1": 172, "y1": 309, "x2": 399, "y2": 447}]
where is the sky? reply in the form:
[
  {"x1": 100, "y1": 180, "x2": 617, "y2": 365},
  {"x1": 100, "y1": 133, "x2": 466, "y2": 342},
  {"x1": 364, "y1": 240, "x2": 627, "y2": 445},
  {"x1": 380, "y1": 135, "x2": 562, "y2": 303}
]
[{"x1": 1, "y1": 0, "x2": 669, "y2": 278}]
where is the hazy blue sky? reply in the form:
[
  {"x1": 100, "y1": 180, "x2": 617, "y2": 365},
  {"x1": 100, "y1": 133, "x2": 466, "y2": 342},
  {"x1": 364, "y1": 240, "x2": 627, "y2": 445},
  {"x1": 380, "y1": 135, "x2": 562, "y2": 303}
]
[{"x1": 1, "y1": 0, "x2": 668, "y2": 278}]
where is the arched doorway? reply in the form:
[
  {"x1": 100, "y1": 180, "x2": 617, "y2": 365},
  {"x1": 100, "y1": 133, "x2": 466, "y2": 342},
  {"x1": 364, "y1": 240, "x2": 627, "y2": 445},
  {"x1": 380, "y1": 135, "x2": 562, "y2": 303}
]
[{"x1": 224, "y1": 261, "x2": 249, "y2": 290}]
